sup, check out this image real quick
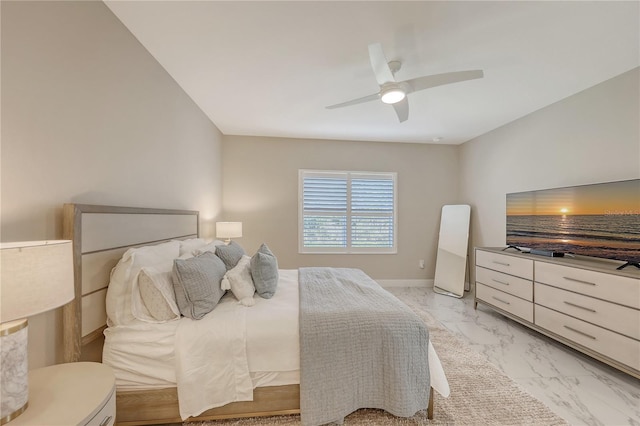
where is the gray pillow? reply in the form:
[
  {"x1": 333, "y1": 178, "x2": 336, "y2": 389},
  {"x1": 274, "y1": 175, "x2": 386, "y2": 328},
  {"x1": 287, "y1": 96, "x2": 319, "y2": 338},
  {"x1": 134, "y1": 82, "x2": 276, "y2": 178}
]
[
  {"x1": 250, "y1": 243, "x2": 278, "y2": 299},
  {"x1": 172, "y1": 252, "x2": 226, "y2": 319},
  {"x1": 215, "y1": 240, "x2": 246, "y2": 270}
]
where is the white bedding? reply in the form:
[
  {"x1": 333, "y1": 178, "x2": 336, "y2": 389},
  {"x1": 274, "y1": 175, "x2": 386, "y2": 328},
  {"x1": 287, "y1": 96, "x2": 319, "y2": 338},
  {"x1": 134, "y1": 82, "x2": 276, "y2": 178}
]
[
  {"x1": 103, "y1": 270, "x2": 300, "y2": 391},
  {"x1": 103, "y1": 269, "x2": 450, "y2": 420}
]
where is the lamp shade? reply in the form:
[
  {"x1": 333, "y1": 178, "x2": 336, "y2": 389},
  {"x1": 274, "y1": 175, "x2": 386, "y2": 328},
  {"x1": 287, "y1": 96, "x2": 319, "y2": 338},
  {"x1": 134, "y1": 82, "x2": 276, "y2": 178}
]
[
  {"x1": 216, "y1": 222, "x2": 242, "y2": 240},
  {"x1": 1, "y1": 240, "x2": 74, "y2": 323}
]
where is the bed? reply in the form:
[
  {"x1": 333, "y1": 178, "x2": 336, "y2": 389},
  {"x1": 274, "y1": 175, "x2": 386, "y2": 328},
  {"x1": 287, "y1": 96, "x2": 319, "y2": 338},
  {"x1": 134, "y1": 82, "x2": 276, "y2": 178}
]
[{"x1": 62, "y1": 203, "x2": 449, "y2": 425}]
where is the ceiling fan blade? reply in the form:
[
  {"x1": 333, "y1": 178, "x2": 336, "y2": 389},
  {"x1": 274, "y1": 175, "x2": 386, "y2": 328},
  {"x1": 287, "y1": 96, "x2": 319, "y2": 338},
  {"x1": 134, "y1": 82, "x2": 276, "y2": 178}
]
[
  {"x1": 325, "y1": 93, "x2": 380, "y2": 109},
  {"x1": 405, "y1": 70, "x2": 484, "y2": 93},
  {"x1": 392, "y1": 97, "x2": 409, "y2": 123},
  {"x1": 368, "y1": 43, "x2": 395, "y2": 85}
]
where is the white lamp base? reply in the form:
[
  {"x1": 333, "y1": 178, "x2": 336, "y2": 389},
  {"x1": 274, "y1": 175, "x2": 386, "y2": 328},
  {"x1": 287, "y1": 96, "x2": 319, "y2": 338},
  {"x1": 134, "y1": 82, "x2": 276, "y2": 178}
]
[{"x1": 0, "y1": 319, "x2": 29, "y2": 425}]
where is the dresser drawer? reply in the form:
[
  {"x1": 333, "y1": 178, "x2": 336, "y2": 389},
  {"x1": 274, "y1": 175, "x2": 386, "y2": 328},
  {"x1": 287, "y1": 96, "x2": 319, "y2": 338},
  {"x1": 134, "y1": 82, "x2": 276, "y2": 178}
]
[
  {"x1": 535, "y1": 262, "x2": 640, "y2": 309},
  {"x1": 476, "y1": 266, "x2": 533, "y2": 301},
  {"x1": 535, "y1": 305, "x2": 640, "y2": 371},
  {"x1": 535, "y1": 283, "x2": 640, "y2": 340},
  {"x1": 476, "y1": 283, "x2": 533, "y2": 322},
  {"x1": 476, "y1": 250, "x2": 533, "y2": 280}
]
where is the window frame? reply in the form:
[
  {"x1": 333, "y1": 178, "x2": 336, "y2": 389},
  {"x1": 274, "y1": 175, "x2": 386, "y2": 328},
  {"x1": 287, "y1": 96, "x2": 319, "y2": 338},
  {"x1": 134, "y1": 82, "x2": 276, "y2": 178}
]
[{"x1": 298, "y1": 169, "x2": 397, "y2": 254}]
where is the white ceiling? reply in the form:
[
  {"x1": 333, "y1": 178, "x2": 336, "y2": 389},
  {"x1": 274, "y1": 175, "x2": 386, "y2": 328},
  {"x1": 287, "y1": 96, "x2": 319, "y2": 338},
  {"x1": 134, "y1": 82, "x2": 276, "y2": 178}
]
[{"x1": 104, "y1": 1, "x2": 639, "y2": 145}]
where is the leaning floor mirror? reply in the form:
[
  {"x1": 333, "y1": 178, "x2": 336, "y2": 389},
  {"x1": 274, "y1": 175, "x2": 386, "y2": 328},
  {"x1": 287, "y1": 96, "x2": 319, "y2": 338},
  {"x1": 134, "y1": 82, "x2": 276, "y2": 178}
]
[{"x1": 433, "y1": 204, "x2": 471, "y2": 298}]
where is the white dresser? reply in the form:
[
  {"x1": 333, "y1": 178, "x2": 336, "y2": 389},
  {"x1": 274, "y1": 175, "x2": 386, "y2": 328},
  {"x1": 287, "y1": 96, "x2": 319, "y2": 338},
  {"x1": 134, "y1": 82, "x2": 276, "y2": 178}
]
[{"x1": 475, "y1": 247, "x2": 640, "y2": 378}]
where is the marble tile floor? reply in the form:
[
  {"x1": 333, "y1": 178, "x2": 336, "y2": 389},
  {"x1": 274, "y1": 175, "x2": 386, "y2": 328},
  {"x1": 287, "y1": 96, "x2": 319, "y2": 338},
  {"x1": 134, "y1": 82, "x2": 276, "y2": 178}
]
[{"x1": 387, "y1": 286, "x2": 640, "y2": 426}]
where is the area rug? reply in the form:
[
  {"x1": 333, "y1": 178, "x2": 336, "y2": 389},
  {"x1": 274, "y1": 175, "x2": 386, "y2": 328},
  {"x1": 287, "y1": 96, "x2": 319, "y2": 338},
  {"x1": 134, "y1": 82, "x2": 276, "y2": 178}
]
[{"x1": 188, "y1": 294, "x2": 567, "y2": 425}]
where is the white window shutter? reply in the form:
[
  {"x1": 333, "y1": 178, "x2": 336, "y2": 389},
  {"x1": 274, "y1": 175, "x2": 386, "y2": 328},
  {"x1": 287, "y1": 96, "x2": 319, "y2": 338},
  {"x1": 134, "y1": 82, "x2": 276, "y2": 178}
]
[{"x1": 299, "y1": 170, "x2": 396, "y2": 254}]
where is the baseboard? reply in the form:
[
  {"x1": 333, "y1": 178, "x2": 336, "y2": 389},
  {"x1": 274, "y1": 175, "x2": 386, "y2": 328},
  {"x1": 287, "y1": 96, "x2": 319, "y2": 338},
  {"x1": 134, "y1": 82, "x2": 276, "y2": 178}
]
[{"x1": 376, "y1": 279, "x2": 433, "y2": 288}]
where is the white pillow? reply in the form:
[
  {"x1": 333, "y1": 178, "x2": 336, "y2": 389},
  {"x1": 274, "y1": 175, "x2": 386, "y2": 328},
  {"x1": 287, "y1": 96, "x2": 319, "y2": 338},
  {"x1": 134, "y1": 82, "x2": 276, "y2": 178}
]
[
  {"x1": 131, "y1": 263, "x2": 180, "y2": 323},
  {"x1": 193, "y1": 240, "x2": 225, "y2": 256},
  {"x1": 106, "y1": 241, "x2": 181, "y2": 326},
  {"x1": 177, "y1": 238, "x2": 207, "y2": 256},
  {"x1": 221, "y1": 255, "x2": 255, "y2": 307}
]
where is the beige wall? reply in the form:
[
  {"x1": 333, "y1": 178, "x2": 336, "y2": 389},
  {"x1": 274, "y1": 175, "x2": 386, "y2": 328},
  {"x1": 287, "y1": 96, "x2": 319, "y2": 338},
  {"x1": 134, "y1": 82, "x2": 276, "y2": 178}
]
[
  {"x1": 459, "y1": 67, "x2": 640, "y2": 281},
  {"x1": 1, "y1": 1, "x2": 223, "y2": 368},
  {"x1": 222, "y1": 136, "x2": 460, "y2": 281}
]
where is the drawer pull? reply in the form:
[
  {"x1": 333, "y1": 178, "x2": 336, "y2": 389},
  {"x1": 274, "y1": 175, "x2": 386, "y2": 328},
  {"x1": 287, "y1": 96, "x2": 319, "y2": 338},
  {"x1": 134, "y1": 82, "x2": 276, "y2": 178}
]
[
  {"x1": 99, "y1": 416, "x2": 113, "y2": 426},
  {"x1": 492, "y1": 296, "x2": 511, "y2": 305},
  {"x1": 563, "y1": 276, "x2": 596, "y2": 286},
  {"x1": 563, "y1": 301, "x2": 596, "y2": 313},
  {"x1": 492, "y1": 279, "x2": 510, "y2": 286},
  {"x1": 563, "y1": 325, "x2": 596, "y2": 340},
  {"x1": 493, "y1": 261, "x2": 510, "y2": 267}
]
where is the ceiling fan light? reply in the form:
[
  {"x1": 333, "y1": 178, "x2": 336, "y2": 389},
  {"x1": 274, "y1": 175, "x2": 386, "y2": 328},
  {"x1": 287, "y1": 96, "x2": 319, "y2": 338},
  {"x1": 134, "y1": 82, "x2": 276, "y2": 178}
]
[{"x1": 380, "y1": 88, "x2": 406, "y2": 104}]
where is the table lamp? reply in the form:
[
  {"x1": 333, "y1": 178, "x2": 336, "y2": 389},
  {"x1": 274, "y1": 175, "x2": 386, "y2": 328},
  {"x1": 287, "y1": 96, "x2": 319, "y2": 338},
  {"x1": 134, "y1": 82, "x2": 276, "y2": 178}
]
[
  {"x1": 216, "y1": 222, "x2": 242, "y2": 244},
  {"x1": 0, "y1": 240, "x2": 74, "y2": 424}
]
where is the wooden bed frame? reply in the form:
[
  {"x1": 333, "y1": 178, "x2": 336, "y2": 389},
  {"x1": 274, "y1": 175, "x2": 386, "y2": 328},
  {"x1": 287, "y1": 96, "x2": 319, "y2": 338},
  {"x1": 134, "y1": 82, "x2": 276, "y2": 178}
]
[{"x1": 61, "y1": 203, "x2": 433, "y2": 425}]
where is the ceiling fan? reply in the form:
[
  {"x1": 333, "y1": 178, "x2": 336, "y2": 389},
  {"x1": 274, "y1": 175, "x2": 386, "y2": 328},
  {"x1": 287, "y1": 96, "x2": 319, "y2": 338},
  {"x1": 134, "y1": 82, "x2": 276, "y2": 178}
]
[{"x1": 326, "y1": 43, "x2": 484, "y2": 123}]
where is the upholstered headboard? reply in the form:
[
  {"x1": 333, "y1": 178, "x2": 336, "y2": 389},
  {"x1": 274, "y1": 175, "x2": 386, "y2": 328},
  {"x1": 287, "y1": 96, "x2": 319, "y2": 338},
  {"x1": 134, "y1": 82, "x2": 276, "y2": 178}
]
[{"x1": 62, "y1": 204, "x2": 199, "y2": 362}]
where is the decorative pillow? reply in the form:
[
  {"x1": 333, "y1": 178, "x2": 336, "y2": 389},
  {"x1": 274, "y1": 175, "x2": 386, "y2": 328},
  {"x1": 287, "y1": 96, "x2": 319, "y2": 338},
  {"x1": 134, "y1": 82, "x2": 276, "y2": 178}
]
[
  {"x1": 177, "y1": 252, "x2": 195, "y2": 260},
  {"x1": 172, "y1": 252, "x2": 227, "y2": 319},
  {"x1": 193, "y1": 240, "x2": 226, "y2": 256},
  {"x1": 106, "y1": 240, "x2": 181, "y2": 326},
  {"x1": 177, "y1": 238, "x2": 207, "y2": 256},
  {"x1": 132, "y1": 263, "x2": 181, "y2": 323},
  {"x1": 250, "y1": 243, "x2": 278, "y2": 299},
  {"x1": 221, "y1": 255, "x2": 255, "y2": 306},
  {"x1": 215, "y1": 241, "x2": 246, "y2": 270}
]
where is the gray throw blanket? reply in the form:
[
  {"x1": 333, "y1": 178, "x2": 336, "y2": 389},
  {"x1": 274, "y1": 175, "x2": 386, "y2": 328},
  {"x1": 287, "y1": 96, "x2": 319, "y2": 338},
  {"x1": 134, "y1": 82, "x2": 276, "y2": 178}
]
[{"x1": 299, "y1": 267, "x2": 430, "y2": 426}]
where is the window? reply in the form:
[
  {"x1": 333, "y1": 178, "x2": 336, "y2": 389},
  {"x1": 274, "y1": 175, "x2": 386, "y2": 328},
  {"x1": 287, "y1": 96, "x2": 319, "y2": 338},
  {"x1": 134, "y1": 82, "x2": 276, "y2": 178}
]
[{"x1": 299, "y1": 170, "x2": 397, "y2": 254}]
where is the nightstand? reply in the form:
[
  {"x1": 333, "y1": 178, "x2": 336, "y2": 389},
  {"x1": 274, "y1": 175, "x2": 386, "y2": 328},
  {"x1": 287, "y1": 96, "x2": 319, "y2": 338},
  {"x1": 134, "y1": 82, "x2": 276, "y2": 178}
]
[{"x1": 9, "y1": 362, "x2": 115, "y2": 426}]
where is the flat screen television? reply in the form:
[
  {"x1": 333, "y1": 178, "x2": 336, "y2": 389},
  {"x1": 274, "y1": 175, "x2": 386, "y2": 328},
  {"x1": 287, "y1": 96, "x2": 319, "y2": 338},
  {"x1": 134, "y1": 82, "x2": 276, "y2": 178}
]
[{"x1": 506, "y1": 179, "x2": 640, "y2": 269}]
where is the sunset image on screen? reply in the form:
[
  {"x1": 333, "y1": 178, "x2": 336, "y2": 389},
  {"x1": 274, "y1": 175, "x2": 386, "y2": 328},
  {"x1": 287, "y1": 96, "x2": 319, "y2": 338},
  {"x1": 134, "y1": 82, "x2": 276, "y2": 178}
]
[
  {"x1": 506, "y1": 179, "x2": 640, "y2": 263},
  {"x1": 506, "y1": 179, "x2": 639, "y2": 216}
]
